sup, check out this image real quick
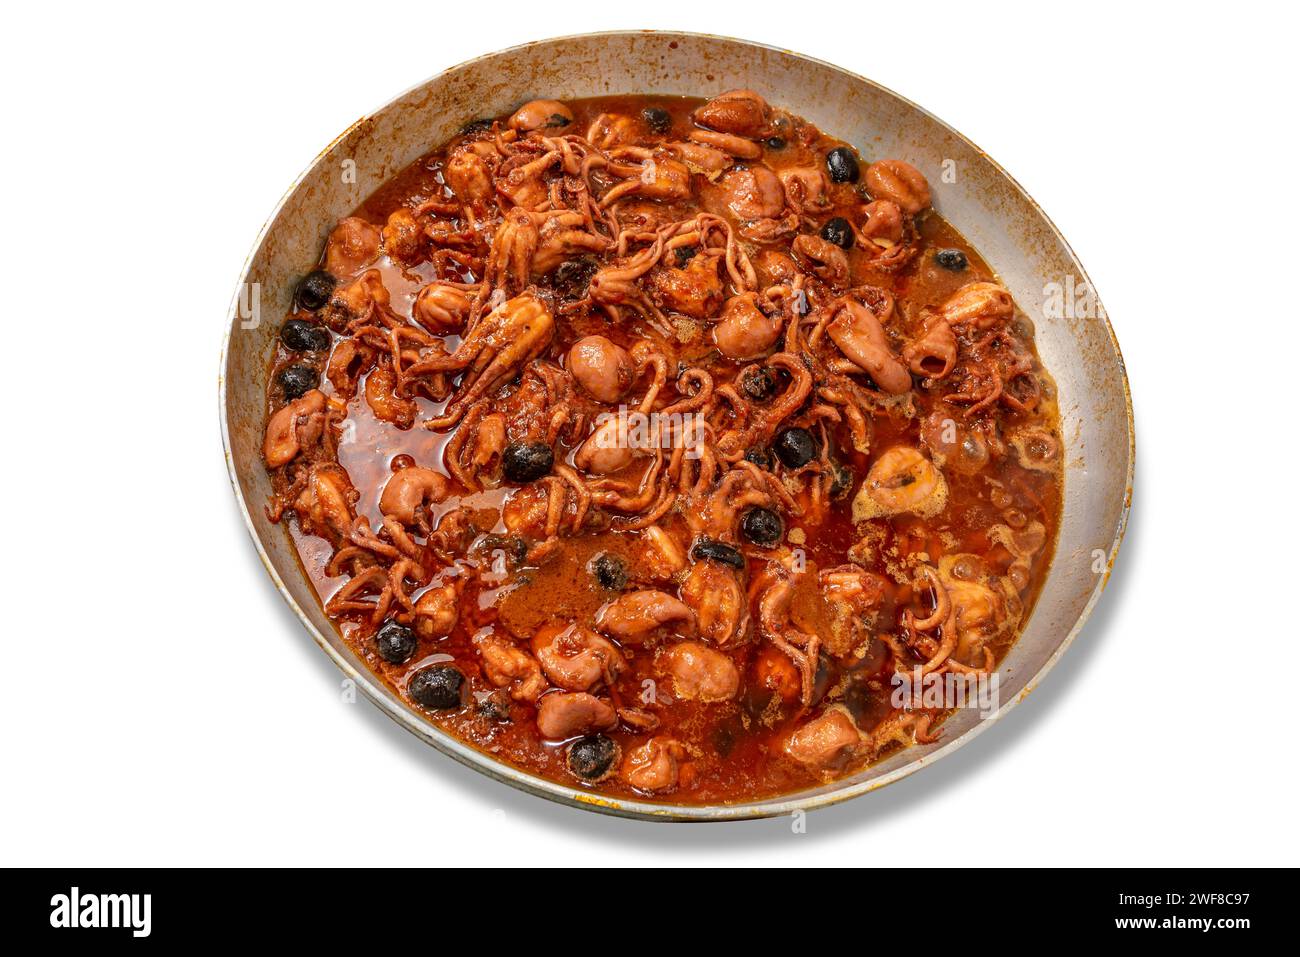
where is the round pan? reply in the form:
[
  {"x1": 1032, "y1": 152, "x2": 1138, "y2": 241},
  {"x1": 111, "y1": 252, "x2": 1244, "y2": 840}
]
[{"x1": 220, "y1": 31, "x2": 1133, "y2": 821}]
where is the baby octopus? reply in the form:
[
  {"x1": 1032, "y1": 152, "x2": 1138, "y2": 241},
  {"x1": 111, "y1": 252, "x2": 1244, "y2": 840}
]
[
  {"x1": 537, "y1": 692, "x2": 617, "y2": 740},
  {"x1": 852, "y1": 447, "x2": 949, "y2": 520},
  {"x1": 379, "y1": 466, "x2": 450, "y2": 533},
  {"x1": 680, "y1": 560, "x2": 750, "y2": 647},
  {"x1": 568, "y1": 335, "x2": 634, "y2": 403},
  {"x1": 713, "y1": 292, "x2": 784, "y2": 360},
  {"x1": 532, "y1": 622, "x2": 626, "y2": 692},
  {"x1": 621, "y1": 737, "x2": 689, "y2": 793},
  {"x1": 595, "y1": 591, "x2": 696, "y2": 643},
  {"x1": 410, "y1": 293, "x2": 555, "y2": 428},
  {"x1": 782, "y1": 705, "x2": 863, "y2": 772},
  {"x1": 660, "y1": 642, "x2": 739, "y2": 702},
  {"x1": 826, "y1": 298, "x2": 911, "y2": 394},
  {"x1": 262, "y1": 90, "x2": 1063, "y2": 804},
  {"x1": 475, "y1": 633, "x2": 548, "y2": 703},
  {"x1": 263, "y1": 389, "x2": 329, "y2": 468}
]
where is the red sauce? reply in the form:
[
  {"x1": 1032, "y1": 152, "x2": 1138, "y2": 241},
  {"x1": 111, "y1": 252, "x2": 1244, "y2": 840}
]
[{"x1": 263, "y1": 93, "x2": 1063, "y2": 803}]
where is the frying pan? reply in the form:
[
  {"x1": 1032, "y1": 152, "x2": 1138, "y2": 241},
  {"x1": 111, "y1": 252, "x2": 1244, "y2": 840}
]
[{"x1": 219, "y1": 31, "x2": 1133, "y2": 821}]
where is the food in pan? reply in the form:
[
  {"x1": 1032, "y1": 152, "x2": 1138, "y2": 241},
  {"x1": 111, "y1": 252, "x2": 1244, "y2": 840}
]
[{"x1": 262, "y1": 91, "x2": 1062, "y2": 801}]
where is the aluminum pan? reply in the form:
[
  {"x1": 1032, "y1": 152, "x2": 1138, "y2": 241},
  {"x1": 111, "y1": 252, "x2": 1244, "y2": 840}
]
[{"x1": 219, "y1": 31, "x2": 1133, "y2": 821}]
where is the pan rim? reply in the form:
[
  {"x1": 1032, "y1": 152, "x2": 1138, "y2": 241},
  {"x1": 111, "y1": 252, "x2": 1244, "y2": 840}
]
[{"x1": 218, "y1": 29, "x2": 1134, "y2": 822}]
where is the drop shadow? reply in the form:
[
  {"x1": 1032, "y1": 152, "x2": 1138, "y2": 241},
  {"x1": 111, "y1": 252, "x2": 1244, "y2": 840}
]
[{"x1": 229, "y1": 460, "x2": 1143, "y2": 851}]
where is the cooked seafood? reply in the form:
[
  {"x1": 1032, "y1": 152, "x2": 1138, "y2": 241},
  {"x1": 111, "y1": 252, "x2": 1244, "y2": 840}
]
[{"x1": 262, "y1": 93, "x2": 1063, "y2": 802}]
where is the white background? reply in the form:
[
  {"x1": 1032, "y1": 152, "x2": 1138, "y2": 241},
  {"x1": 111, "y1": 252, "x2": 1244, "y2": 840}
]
[{"x1": 3, "y1": 2, "x2": 1296, "y2": 867}]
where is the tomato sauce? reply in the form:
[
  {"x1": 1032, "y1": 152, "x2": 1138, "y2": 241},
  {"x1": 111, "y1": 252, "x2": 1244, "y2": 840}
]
[{"x1": 263, "y1": 94, "x2": 1063, "y2": 803}]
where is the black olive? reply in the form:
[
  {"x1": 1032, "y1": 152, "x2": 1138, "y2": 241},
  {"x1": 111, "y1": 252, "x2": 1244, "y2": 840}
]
[
  {"x1": 280, "y1": 318, "x2": 331, "y2": 353},
  {"x1": 374, "y1": 620, "x2": 416, "y2": 664},
  {"x1": 830, "y1": 461, "x2": 855, "y2": 499},
  {"x1": 278, "y1": 364, "x2": 319, "y2": 400},
  {"x1": 295, "y1": 270, "x2": 336, "y2": 312},
  {"x1": 765, "y1": 136, "x2": 786, "y2": 150},
  {"x1": 501, "y1": 442, "x2": 554, "y2": 483},
  {"x1": 553, "y1": 257, "x2": 597, "y2": 299},
  {"x1": 475, "y1": 534, "x2": 528, "y2": 566},
  {"x1": 741, "y1": 507, "x2": 784, "y2": 547},
  {"x1": 741, "y1": 367, "x2": 776, "y2": 402},
  {"x1": 825, "y1": 146, "x2": 861, "y2": 184},
  {"x1": 591, "y1": 553, "x2": 628, "y2": 591},
  {"x1": 820, "y1": 216, "x2": 853, "y2": 249},
  {"x1": 409, "y1": 665, "x2": 466, "y2": 711},
  {"x1": 476, "y1": 691, "x2": 512, "y2": 722},
  {"x1": 692, "y1": 538, "x2": 745, "y2": 570},
  {"x1": 504, "y1": 537, "x2": 529, "y2": 564},
  {"x1": 674, "y1": 245, "x2": 698, "y2": 266},
  {"x1": 774, "y1": 427, "x2": 817, "y2": 468},
  {"x1": 936, "y1": 248, "x2": 968, "y2": 271},
  {"x1": 641, "y1": 106, "x2": 671, "y2": 133},
  {"x1": 546, "y1": 113, "x2": 571, "y2": 128},
  {"x1": 568, "y1": 734, "x2": 619, "y2": 781},
  {"x1": 744, "y1": 446, "x2": 773, "y2": 470},
  {"x1": 460, "y1": 118, "x2": 493, "y2": 135}
]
